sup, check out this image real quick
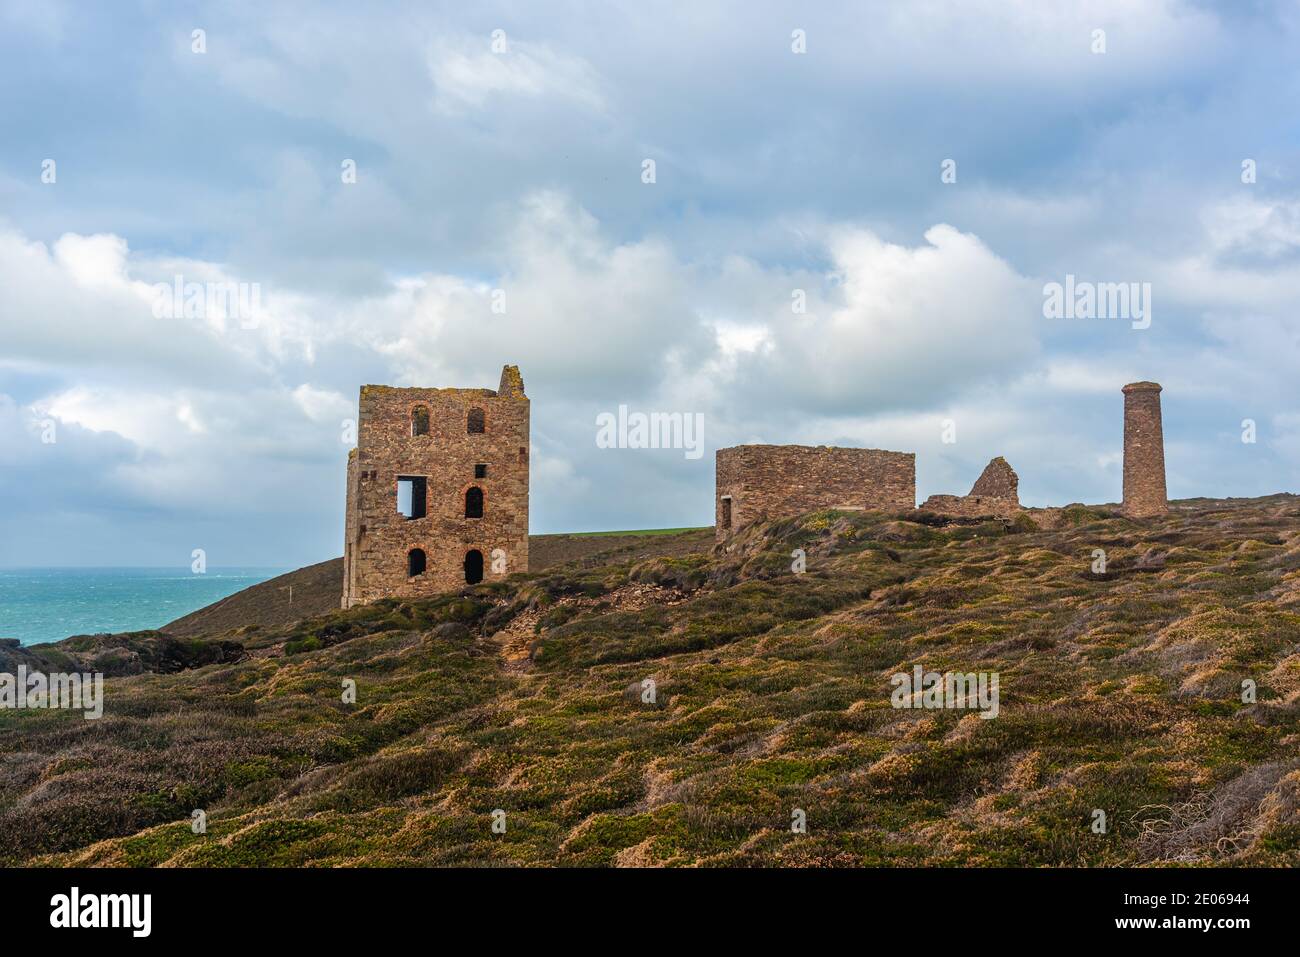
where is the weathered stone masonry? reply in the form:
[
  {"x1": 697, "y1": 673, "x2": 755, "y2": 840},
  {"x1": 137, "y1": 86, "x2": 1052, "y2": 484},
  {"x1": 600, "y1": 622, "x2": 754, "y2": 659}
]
[
  {"x1": 342, "y1": 365, "x2": 529, "y2": 609},
  {"x1": 1122, "y1": 380, "x2": 1168, "y2": 518},
  {"x1": 714, "y1": 381, "x2": 1171, "y2": 537},
  {"x1": 715, "y1": 444, "x2": 915, "y2": 539},
  {"x1": 919, "y1": 456, "x2": 1021, "y2": 519}
]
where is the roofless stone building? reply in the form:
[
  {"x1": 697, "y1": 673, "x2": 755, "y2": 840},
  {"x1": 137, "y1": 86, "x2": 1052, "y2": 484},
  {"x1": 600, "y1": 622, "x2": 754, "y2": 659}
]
[
  {"x1": 341, "y1": 366, "x2": 529, "y2": 609},
  {"x1": 334, "y1": 368, "x2": 1169, "y2": 602},
  {"x1": 714, "y1": 444, "x2": 915, "y2": 539},
  {"x1": 713, "y1": 381, "x2": 1171, "y2": 537}
]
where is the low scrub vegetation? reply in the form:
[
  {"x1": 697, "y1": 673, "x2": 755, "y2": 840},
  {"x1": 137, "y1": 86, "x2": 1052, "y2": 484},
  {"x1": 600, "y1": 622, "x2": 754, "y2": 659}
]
[{"x1": 2, "y1": 497, "x2": 1297, "y2": 866}]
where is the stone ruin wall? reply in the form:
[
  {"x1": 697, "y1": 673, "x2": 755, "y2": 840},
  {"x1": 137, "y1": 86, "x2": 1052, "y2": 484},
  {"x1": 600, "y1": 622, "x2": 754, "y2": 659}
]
[
  {"x1": 917, "y1": 494, "x2": 1019, "y2": 519},
  {"x1": 919, "y1": 456, "x2": 1021, "y2": 519},
  {"x1": 338, "y1": 371, "x2": 1167, "y2": 602},
  {"x1": 715, "y1": 444, "x2": 916, "y2": 539},
  {"x1": 714, "y1": 381, "x2": 1171, "y2": 537},
  {"x1": 342, "y1": 366, "x2": 529, "y2": 608}
]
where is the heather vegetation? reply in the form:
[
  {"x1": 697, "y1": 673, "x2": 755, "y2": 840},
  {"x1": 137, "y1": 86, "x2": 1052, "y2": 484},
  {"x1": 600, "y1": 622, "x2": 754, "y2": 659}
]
[{"x1": 2, "y1": 496, "x2": 1297, "y2": 866}]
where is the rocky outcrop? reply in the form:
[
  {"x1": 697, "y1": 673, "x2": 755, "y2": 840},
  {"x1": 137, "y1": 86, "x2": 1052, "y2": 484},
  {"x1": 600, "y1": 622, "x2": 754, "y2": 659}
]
[{"x1": 0, "y1": 632, "x2": 245, "y2": 677}]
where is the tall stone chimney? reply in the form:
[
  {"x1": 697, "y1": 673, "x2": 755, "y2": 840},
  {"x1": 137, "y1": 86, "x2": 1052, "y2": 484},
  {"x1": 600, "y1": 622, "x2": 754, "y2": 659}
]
[{"x1": 1122, "y1": 381, "x2": 1168, "y2": 517}]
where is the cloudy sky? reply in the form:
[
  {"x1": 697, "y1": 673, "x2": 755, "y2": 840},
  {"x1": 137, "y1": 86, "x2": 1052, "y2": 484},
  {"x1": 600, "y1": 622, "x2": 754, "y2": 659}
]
[{"x1": 1, "y1": 0, "x2": 1298, "y2": 568}]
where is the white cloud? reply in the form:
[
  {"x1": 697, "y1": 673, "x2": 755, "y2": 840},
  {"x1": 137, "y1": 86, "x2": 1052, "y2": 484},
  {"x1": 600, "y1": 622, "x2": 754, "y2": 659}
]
[
  {"x1": 0, "y1": 227, "x2": 320, "y2": 386},
  {"x1": 1201, "y1": 196, "x2": 1300, "y2": 261},
  {"x1": 291, "y1": 384, "x2": 352, "y2": 424},
  {"x1": 0, "y1": 199, "x2": 1047, "y2": 553},
  {"x1": 4, "y1": 0, "x2": 1300, "y2": 570},
  {"x1": 4, "y1": 171, "x2": 1300, "y2": 561},
  {"x1": 727, "y1": 224, "x2": 1039, "y2": 414},
  {"x1": 428, "y1": 37, "x2": 605, "y2": 113},
  {"x1": 53, "y1": 232, "x2": 131, "y2": 288}
]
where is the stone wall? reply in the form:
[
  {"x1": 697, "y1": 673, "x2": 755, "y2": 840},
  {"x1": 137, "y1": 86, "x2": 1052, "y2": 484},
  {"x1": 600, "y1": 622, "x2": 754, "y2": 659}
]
[
  {"x1": 1122, "y1": 381, "x2": 1168, "y2": 518},
  {"x1": 970, "y1": 456, "x2": 1018, "y2": 501},
  {"x1": 919, "y1": 456, "x2": 1021, "y2": 519},
  {"x1": 342, "y1": 365, "x2": 529, "y2": 608},
  {"x1": 715, "y1": 444, "x2": 915, "y2": 538}
]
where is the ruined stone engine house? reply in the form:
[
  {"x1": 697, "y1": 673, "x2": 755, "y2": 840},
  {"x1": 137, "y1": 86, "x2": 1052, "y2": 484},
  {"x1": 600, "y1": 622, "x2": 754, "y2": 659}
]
[
  {"x1": 338, "y1": 368, "x2": 1168, "y2": 607},
  {"x1": 342, "y1": 365, "x2": 529, "y2": 609},
  {"x1": 713, "y1": 381, "x2": 1168, "y2": 537},
  {"x1": 714, "y1": 444, "x2": 916, "y2": 539}
]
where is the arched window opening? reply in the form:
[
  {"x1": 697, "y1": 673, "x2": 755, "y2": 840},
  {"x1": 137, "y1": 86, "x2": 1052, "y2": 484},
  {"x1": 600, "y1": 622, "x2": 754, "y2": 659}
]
[
  {"x1": 408, "y1": 548, "x2": 426, "y2": 577},
  {"x1": 411, "y1": 406, "x2": 429, "y2": 436},
  {"x1": 467, "y1": 407, "x2": 485, "y2": 434},
  {"x1": 464, "y1": 549, "x2": 484, "y2": 584},
  {"x1": 465, "y1": 486, "x2": 484, "y2": 519}
]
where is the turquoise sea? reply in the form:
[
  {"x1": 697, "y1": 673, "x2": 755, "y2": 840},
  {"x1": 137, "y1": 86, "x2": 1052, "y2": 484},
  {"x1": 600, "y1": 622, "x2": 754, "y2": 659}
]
[{"x1": 0, "y1": 567, "x2": 287, "y2": 646}]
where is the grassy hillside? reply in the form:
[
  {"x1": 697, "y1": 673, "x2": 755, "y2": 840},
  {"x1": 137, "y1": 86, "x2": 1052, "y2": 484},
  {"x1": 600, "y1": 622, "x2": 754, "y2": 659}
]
[
  {"x1": 160, "y1": 529, "x2": 716, "y2": 637},
  {"x1": 557, "y1": 527, "x2": 710, "y2": 538},
  {"x1": 162, "y1": 558, "x2": 345, "y2": 638},
  {"x1": 2, "y1": 498, "x2": 1297, "y2": 867}
]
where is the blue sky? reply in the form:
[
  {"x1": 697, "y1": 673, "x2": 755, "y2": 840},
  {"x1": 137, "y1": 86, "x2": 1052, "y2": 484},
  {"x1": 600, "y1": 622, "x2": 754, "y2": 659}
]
[{"x1": 1, "y1": 0, "x2": 1298, "y2": 567}]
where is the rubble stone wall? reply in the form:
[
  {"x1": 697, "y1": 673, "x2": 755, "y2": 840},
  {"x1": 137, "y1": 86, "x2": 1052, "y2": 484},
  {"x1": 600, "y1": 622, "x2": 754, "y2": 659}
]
[
  {"x1": 715, "y1": 444, "x2": 915, "y2": 539},
  {"x1": 342, "y1": 365, "x2": 529, "y2": 608}
]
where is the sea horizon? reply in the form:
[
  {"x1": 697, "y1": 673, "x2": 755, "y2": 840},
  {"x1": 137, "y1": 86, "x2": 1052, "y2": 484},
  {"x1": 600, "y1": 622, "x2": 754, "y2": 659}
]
[{"x1": 0, "y1": 566, "x2": 291, "y2": 646}]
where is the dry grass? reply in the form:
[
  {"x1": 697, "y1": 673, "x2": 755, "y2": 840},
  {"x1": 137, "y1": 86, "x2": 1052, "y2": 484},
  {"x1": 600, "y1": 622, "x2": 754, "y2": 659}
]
[{"x1": 2, "y1": 498, "x2": 1297, "y2": 867}]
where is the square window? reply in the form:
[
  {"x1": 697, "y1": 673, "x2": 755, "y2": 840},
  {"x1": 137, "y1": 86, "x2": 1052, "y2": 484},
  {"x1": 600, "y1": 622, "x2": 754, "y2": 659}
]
[
  {"x1": 396, "y1": 476, "x2": 427, "y2": 520},
  {"x1": 474, "y1": 464, "x2": 487, "y2": 479}
]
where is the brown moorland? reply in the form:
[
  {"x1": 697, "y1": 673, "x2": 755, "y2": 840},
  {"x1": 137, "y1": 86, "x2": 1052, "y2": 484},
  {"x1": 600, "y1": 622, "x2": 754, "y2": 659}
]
[{"x1": 1, "y1": 498, "x2": 1296, "y2": 867}]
